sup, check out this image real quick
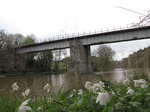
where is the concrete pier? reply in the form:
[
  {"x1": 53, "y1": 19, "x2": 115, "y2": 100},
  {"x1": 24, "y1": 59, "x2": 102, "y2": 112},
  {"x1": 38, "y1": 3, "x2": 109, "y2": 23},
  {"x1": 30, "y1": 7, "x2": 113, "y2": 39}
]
[{"x1": 67, "y1": 40, "x2": 92, "y2": 74}]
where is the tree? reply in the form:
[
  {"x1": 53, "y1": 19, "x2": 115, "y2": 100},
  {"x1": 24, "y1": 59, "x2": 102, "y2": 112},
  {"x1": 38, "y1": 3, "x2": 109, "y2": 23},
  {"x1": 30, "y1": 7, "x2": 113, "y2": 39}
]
[
  {"x1": 0, "y1": 31, "x2": 17, "y2": 69},
  {"x1": 92, "y1": 45, "x2": 115, "y2": 71},
  {"x1": 132, "y1": 10, "x2": 150, "y2": 27},
  {"x1": 0, "y1": 30, "x2": 5, "y2": 51},
  {"x1": 52, "y1": 49, "x2": 67, "y2": 72},
  {"x1": 121, "y1": 46, "x2": 150, "y2": 69},
  {"x1": 0, "y1": 30, "x2": 6, "y2": 71},
  {"x1": 34, "y1": 51, "x2": 53, "y2": 70},
  {"x1": 22, "y1": 35, "x2": 36, "y2": 69},
  {"x1": 14, "y1": 34, "x2": 24, "y2": 47},
  {"x1": 22, "y1": 34, "x2": 36, "y2": 45},
  {"x1": 0, "y1": 31, "x2": 26, "y2": 69}
]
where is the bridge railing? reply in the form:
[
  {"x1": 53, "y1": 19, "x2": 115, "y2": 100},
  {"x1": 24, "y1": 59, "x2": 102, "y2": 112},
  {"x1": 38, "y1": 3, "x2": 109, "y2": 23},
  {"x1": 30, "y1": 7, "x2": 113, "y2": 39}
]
[
  {"x1": 70, "y1": 24, "x2": 149, "y2": 37},
  {"x1": 36, "y1": 24, "x2": 150, "y2": 44}
]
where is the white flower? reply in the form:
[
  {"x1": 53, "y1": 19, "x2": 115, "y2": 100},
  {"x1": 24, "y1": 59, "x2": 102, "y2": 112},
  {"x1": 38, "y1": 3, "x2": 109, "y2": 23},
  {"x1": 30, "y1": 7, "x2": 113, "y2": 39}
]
[
  {"x1": 78, "y1": 89, "x2": 83, "y2": 95},
  {"x1": 99, "y1": 81, "x2": 105, "y2": 87},
  {"x1": 133, "y1": 79, "x2": 145, "y2": 87},
  {"x1": 140, "y1": 82, "x2": 148, "y2": 88},
  {"x1": 73, "y1": 89, "x2": 76, "y2": 93},
  {"x1": 96, "y1": 92, "x2": 110, "y2": 106},
  {"x1": 22, "y1": 89, "x2": 30, "y2": 97},
  {"x1": 12, "y1": 82, "x2": 19, "y2": 91},
  {"x1": 18, "y1": 99, "x2": 31, "y2": 112},
  {"x1": 85, "y1": 81, "x2": 105, "y2": 93},
  {"x1": 127, "y1": 87, "x2": 134, "y2": 95},
  {"x1": 38, "y1": 107, "x2": 43, "y2": 111},
  {"x1": 85, "y1": 81, "x2": 93, "y2": 89},
  {"x1": 91, "y1": 83, "x2": 104, "y2": 93},
  {"x1": 111, "y1": 91, "x2": 115, "y2": 95},
  {"x1": 44, "y1": 84, "x2": 51, "y2": 93},
  {"x1": 133, "y1": 79, "x2": 148, "y2": 88},
  {"x1": 123, "y1": 79, "x2": 130, "y2": 85},
  {"x1": 47, "y1": 97, "x2": 53, "y2": 103}
]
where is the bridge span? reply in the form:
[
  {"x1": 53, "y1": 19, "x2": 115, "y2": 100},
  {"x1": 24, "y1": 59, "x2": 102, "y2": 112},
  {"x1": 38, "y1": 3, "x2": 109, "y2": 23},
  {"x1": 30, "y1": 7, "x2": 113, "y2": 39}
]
[{"x1": 15, "y1": 25, "x2": 150, "y2": 74}]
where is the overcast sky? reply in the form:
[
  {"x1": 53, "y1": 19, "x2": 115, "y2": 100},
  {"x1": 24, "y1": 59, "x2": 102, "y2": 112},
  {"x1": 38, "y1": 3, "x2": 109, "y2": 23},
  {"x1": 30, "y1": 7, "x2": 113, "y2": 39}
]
[{"x1": 0, "y1": 0, "x2": 150, "y2": 60}]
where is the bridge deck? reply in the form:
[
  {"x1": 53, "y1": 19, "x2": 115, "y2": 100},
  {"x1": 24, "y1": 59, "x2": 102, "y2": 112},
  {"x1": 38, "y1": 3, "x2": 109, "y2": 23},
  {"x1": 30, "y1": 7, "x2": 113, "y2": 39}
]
[{"x1": 16, "y1": 25, "x2": 150, "y2": 53}]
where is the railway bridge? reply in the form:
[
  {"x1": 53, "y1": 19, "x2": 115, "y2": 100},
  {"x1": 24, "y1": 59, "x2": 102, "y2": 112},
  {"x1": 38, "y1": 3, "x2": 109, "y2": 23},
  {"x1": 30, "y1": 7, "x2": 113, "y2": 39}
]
[{"x1": 16, "y1": 25, "x2": 150, "y2": 74}]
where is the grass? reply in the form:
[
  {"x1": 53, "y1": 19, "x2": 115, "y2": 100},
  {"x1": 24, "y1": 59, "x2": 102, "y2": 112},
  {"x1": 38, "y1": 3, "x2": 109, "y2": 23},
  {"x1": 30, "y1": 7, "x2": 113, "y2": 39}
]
[{"x1": 132, "y1": 68, "x2": 150, "y2": 81}]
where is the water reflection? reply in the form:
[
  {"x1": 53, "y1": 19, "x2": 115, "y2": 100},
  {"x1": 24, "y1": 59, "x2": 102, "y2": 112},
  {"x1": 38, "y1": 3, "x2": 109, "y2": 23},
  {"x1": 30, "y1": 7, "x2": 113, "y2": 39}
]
[
  {"x1": 0, "y1": 68, "x2": 132, "y2": 96},
  {"x1": 100, "y1": 68, "x2": 132, "y2": 83}
]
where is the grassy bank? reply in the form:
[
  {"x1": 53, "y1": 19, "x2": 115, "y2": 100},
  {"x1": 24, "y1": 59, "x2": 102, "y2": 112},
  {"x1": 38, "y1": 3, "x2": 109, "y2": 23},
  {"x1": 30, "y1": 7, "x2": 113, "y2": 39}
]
[{"x1": 0, "y1": 79, "x2": 150, "y2": 112}]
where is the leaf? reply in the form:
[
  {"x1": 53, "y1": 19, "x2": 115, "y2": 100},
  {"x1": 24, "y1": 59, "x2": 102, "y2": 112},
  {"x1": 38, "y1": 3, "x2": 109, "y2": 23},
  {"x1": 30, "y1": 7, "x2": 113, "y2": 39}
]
[
  {"x1": 145, "y1": 93, "x2": 150, "y2": 96},
  {"x1": 77, "y1": 98, "x2": 83, "y2": 106},
  {"x1": 68, "y1": 102, "x2": 77, "y2": 110},
  {"x1": 115, "y1": 102, "x2": 123, "y2": 109},
  {"x1": 101, "y1": 106, "x2": 114, "y2": 112},
  {"x1": 101, "y1": 107, "x2": 111, "y2": 112},
  {"x1": 129, "y1": 102, "x2": 141, "y2": 107},
  {"x1": 67, "y1": 93, "x2": 75, "y2": 99}
]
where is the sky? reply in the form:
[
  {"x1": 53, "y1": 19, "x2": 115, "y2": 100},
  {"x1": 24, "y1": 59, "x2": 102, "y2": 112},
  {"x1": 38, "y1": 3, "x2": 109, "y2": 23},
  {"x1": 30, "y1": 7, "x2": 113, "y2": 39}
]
[{"x1": 0, "y1": 0, "x2": 150, "y2": 60}]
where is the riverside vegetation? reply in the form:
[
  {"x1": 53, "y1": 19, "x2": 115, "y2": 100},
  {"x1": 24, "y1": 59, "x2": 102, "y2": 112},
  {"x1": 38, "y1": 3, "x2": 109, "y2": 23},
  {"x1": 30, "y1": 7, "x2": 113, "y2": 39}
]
[{"x1": 0, "y1": 76, "x2": 149, "y2": 112}]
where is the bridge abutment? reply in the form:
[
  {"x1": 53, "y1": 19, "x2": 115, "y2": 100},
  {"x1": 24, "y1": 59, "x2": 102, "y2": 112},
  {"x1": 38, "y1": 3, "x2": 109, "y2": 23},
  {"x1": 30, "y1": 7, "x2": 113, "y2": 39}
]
[{"x1": 67, "y1": 40, "x2": 92, "y2": 74}]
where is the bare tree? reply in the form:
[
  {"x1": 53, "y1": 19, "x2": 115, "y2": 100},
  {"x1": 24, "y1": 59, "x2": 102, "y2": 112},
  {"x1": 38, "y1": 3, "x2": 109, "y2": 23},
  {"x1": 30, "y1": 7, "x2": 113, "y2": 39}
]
[
  {"x1": 0, "y1": 30, "x2": 6, "y2": 51},
  {"x1": 0, "y1": 30, "x2": 6, "y2": 73},
  {"x1": 0, "y1": 31, "x2": 15, "y2": 69},
  {"x1": 116, "y1": 7, "x2": 150, "y2": 27},
  {"x1": 0, "y1": 31, "x2": 26, "y2": 70},
  {"x1": 14, "y1": 34, "x2": 24, "y2": 47},
  {"x1": 134, "y1": 10, "x2": 150, "y2": 27}
]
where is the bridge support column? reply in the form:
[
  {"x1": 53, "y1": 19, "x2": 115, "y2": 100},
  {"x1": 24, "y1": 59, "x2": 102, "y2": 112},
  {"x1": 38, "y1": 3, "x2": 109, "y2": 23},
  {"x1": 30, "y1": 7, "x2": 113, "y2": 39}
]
[{"x1": 67, "y1": 40, "x2": 92, "y2": 74}]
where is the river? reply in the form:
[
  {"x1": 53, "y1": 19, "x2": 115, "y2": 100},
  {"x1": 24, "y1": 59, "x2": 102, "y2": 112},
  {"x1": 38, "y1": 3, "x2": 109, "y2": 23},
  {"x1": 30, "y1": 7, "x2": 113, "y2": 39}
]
[{"x1": 0, "y1": 68, "x2": 132, "y2": 96}]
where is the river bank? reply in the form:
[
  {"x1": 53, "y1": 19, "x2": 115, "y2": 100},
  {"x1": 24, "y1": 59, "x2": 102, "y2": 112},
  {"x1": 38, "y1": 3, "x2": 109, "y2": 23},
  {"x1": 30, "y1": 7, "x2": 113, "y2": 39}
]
[
  {"x1": 0, "y1": 69, "x2": 39, "y2": 76},
  {"x1": 0, "y1": 68, "x2": 68, "y2": 76}
]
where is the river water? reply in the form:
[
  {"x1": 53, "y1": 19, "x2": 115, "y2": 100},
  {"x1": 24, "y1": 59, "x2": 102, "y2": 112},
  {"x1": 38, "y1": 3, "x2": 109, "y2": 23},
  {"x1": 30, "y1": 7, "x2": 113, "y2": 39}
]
[{"x1": 0, "y1": 68, "x2": 132, "y2": 96}]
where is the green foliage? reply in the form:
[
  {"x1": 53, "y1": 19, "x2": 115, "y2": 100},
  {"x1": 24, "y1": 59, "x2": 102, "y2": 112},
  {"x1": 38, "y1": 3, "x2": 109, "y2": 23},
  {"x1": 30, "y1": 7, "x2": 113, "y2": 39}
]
[
  {"x1": 22, "y1": 35, "x2": 35, "y2": 45},
  {"x1": 92, "y1": 45, "x2": 116, "y2": 71},
  {"x1": 0, "y1": 80, "x2": 150, "y2": 112},
  {"x1": 25, "y1": 53, "x2": 36, "y2": 69},
  {"x1": 34, "y1": 51, "x2": 53, "y2": 70},
  {"x1": 0, "y1": 96, "x2": 21, "y2": 112}
]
